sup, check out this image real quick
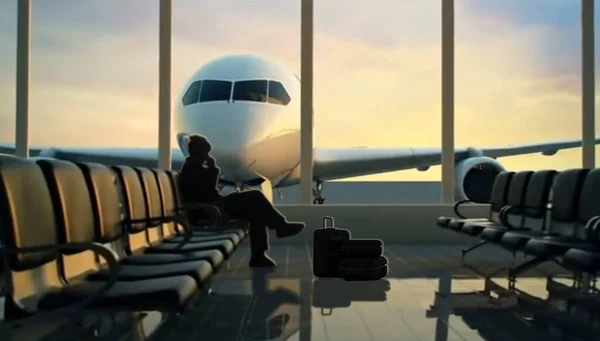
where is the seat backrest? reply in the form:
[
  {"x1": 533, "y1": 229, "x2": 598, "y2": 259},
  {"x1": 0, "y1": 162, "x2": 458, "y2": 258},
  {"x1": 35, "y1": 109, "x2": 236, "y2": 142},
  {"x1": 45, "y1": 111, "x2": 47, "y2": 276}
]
[
  {"x1": 488, "y1": 171, "x2": 514, "y2": 222},
  {"x1": 112, "y1": 165, "x2": 150, "y2": 253},
  {"x1": 547, "y1": 168, "x2": 589, "y2": 236},
  {"x1": 35, "y1": 158, "x2": 104, "y2": 279},
  {"x1": 154, "y1": 169, "x2": 178, "y2": 238},
  {"x1": 503, "y1": 171, "x2": 533, "y2": 228},
  {"x1": 135, "y1": 167, "x2": 165, "y2": 243},
  {"x1": 574, "y1": 168, "x2": 600, "y2": 240},
  {"x1": 77, "y1": 162, "x2": 124, "y2": 245},
  {"x1": 167, "y1": 171, "x2": 183, "y2": 210},
  {"x1": 519, "y1": 170, "x2": 557, "y2": 231},
  {"x1": 0, "y1": 156, "x2": 61, "y2": 304}
]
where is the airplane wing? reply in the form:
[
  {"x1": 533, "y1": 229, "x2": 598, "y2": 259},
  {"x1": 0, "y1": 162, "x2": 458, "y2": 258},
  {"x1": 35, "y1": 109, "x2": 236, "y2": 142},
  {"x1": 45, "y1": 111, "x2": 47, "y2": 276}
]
[
  {"x1": 0, "y1": 144, "x2": 186, "y2": 169},
  {"x1": 313, "y1": 138, "x2": 600, "y2": 181}
]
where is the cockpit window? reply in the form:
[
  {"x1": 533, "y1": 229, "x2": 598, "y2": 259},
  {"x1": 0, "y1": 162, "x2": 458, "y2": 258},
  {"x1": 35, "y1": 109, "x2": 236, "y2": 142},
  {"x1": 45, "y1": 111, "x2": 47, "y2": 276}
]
[
  {"x1": 233, "y1": 80, "x2": 268, "y2": 102},
  {"x1": 199, "y1": 80, "x2": 232, "y2": 103},
  {"x1": 267, "y1": 81, "x2": 291, "y2": 105},
  {"x1": 182, "y1": 81, "x2": 201, "y2": 106}
]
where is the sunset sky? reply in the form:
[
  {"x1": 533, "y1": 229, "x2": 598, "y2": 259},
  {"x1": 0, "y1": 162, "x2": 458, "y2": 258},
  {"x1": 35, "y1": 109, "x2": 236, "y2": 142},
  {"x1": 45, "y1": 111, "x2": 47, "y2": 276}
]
[{"x1": 0, "y1": 0, "x2": 599, "y2": 181}]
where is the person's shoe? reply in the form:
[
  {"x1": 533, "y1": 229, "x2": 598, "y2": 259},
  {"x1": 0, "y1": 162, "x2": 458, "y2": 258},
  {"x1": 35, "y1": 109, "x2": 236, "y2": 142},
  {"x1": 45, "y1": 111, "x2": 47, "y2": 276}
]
[
  {"x1": 275, "y1": 222, "x2": 306, "y2": 239},
  {"x1": 249, "y1": 253, "x2": 277, "y2": 268}
]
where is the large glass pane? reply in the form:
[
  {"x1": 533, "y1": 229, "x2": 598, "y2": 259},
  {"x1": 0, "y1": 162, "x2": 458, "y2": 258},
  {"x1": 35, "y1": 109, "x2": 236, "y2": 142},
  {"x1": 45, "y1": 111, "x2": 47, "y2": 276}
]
[
  {"x1": 456, "y1": 0, "x2": 582, "y2": 176},
  {"x1": 311, "y1": 1, "x2": 441, "y2": 204}
]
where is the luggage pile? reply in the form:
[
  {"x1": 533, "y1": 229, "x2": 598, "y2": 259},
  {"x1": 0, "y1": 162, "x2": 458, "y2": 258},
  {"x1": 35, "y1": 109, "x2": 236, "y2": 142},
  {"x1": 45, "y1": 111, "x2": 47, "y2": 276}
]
[{"x1": 313, "y1": 216, "x2": 388, "y2": 281}]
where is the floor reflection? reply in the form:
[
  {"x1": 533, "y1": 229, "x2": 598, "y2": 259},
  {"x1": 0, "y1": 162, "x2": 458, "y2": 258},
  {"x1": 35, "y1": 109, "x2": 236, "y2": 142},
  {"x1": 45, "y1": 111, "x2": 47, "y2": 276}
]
[{"x1": 10, "y1": 244, "x2": 600, "y2": 341}]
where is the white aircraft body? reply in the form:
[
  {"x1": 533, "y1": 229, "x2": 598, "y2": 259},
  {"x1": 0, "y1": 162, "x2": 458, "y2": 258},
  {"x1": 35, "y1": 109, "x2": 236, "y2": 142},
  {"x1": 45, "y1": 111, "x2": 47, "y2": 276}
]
[{"x1": 2, "y1": 54, "x2": 600, "y2": 203}]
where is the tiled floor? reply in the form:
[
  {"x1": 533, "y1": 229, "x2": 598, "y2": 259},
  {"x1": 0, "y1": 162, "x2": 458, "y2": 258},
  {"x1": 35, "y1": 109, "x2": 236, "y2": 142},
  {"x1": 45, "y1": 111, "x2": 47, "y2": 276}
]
[{"x1": 8, "y1": 244, "x2": 600, "y2": 341}]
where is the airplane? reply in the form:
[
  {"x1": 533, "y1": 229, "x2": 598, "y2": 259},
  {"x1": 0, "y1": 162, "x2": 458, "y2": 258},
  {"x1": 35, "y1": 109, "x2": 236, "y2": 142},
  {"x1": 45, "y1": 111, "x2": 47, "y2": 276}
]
[{"x1": 2, "y1": 54, "x2": 600, "y2": 204}]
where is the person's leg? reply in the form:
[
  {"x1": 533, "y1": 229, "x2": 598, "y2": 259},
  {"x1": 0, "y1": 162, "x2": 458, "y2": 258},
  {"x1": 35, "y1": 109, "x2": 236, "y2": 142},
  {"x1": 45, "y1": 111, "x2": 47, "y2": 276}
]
[
  {"x1": 221, "y1": 190, "x2": 283, "y2": 226},
  {"x1": 221, "y1": 190, "x2": 305, "y2": 267}
]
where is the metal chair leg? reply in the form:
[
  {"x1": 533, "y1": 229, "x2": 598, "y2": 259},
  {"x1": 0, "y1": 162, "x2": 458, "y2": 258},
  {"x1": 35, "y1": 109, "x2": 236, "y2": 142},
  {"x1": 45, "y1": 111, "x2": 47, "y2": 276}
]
[
  {"x1": 508, "y1": 256, "x2": 548, "y2": 289},
  {"x1": 461, "y1": 241, "x2": 487, "y2": 260}
]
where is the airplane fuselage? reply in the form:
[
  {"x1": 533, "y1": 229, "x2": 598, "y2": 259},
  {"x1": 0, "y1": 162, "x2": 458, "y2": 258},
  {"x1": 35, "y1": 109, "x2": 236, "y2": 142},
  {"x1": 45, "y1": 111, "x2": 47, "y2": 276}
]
[{"x1": 174, "y1": 54, "x2": 303, "y2": 188}]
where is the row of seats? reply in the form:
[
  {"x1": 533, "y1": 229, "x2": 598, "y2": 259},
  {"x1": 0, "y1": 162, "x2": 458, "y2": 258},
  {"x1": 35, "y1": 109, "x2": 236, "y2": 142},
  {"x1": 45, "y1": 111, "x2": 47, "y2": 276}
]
[
  {"x1": 0, "y1": 154, "x2": 248, "y2": 327},
  {"x1": 437, "y1": 168, "x2": 600, "y2": 285}
]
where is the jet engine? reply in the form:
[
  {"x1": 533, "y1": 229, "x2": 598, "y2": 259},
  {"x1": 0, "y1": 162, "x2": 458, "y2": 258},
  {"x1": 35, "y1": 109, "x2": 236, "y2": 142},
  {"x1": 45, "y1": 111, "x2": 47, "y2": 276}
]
[{"x1": 454, "y1": 157, "x2": 506, "y2": 202}]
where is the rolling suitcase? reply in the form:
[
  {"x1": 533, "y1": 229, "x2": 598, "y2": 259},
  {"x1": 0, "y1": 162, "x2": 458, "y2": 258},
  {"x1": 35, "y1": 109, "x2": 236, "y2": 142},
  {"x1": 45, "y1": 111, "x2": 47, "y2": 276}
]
[
  {"x1": 340, "y1": 239, "x2": 383, "y2": 258},
  {"x1": 313, "y1": 216, "x2": 350, "y2": 278},
  {"x1": 337, "y1": 256, "x2": 389, "y2": 281}
]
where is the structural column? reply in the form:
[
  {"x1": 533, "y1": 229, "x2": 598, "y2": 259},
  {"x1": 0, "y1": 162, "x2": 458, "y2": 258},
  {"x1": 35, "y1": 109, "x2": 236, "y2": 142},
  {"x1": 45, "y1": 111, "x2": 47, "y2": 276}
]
[
  {"x1": 158, "y1": 0, "x2": 173, "y2": 170},
  {"x1": 582, "y1": 0, "x2": 595, "y2": 169},
  {"x1": 15, "y1": 0, "x2": 31, "y2": 158},
  {"x1": 441, "y1": 0, "x2": 455, "y2": 203},
  {"x1": 300, "y1": 0, "x2": 315, "y2": 204}
]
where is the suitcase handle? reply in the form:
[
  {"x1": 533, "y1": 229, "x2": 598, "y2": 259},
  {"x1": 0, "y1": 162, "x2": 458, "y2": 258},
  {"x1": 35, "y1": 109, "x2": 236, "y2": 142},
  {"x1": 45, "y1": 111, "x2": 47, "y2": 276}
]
[
  {"x1": 323, "y1": 216, "x2": 334, "y2": 229},
  {"x1": 321, "y1": 308, "x2": 333, "y2": 316}
]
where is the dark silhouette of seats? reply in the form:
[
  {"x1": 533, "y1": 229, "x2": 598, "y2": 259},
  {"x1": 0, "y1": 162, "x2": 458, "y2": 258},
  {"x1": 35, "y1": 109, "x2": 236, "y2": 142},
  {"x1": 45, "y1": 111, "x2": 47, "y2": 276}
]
[
  {"x1": 0, "y1": 155, "x2": 197, "y2": 327},
  {"x1": 166, "y1": 170, "x2": 249, "y2": 239},
  {"x1": 436, "y1": 171, "x2": 514, "y2": 231}
]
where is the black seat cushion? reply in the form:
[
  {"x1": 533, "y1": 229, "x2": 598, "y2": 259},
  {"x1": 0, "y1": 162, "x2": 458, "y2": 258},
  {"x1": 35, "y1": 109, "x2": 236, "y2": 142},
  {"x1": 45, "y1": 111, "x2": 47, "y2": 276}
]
[
  {"x1": 145, "y1": 239, "x2": 235, "y2": 256},
  {"x1": 562, "y1": 248, "x2": 600, "y2": 273},
  {"x1": 165, "y1": 232, "x2": 240, "y2": 245},
  {"x1": 447, "y1": 220, "x2": 467, "y2": 230},
  {"x1": 121, "y1": 250, "x2": 224, "y2": 268},
  {"x1": 451, "y1": 218, "x2": 493, "y2": 233},
  {"x1": 86, "y1": 260, "x2": 213, "y2": 286},
  {"x1": 523, "y1": 236, "x2": 593, "y2": 257},
  {"x1": 480, "y1": 225, "x2": 517, "y2": 242},
  {"x1": 38, "y1": 276, "x2": 197, "y2": 312},
  {"x1": 437, "y1": 216, "x2": 452, "y2": 228},
  {"x1": 499, "y1": 230, "x2": 549, "y2": 252},
  {"x1": 197, "y1": 220, "x2": 249, "y2": 237},
  {"x1": 192, "y1": 228, "x2": 246, "y2": 240},
  {"x1": 461, "y1": 221, "x2": 499, "y2": 236}
]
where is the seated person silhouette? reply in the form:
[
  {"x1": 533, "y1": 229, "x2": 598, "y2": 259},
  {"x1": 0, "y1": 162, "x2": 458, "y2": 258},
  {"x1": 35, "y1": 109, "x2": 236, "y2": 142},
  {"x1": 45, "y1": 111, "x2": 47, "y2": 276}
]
[{"x1": 179, "y1": 135, "x2": 305, "y2": 268}]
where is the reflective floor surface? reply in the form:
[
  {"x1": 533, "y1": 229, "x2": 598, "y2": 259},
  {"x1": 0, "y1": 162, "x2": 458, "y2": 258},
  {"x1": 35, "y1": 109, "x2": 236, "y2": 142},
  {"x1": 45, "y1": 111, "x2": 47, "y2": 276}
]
[{"x1": 6, "y1": 244, "x2": 600, "y2": 341}]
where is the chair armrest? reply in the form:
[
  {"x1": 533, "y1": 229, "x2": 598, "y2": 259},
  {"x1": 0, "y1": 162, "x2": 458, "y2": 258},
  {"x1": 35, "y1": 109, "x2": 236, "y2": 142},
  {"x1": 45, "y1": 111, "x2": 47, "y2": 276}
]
[
  {"x1": 499, "y1": 205, "x2": 520, "y2": 229},
  {"x1": 453, "y1": 199, "x2": 474, "y2": 219},
  {"x1": 0, "y1": 242, "x2": 120, "y2": 327},
  {"x1": 584, "y1": 215, "x2": 600, "y2": 242},
  {"x1": 171, "y1": 204, "x2": 222, "y2": 248}
]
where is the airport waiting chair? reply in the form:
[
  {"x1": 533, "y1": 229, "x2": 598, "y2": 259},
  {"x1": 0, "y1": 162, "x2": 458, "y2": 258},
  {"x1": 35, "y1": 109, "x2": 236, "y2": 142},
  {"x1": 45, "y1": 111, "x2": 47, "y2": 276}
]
[
  {"x1": 134, "y1": 167, "x2": 236, "y2": 256},
  {"x1": 0, "y1": 156, "x2": 196, "y2": 328},
  {"x1": 473, "y1": 171, "x2": 535, "y2": 243},
  {"x1": 513, "y1": 169, "x2": 600, "y2": 281},
  {"x1": 135, "y1": 167, "x2": 238, "y2": 247},
  {"x1": 166, "y1": 170, "x2": 249, "y2": 239},
  {"x1": 485, "y1": 169, "x2": 588, "y2": 286},
  {"x1": 497, "y1": 170, "x2": 574, "y2": 254},
  {"x1": 152, "y1": 169, "x2": 243, "y2": 246},
  {"x1": 109, "y1": 165, "x2": 229, "y2": 267},
  {"x1": 110, "y1": 166, "x2": 236, "y2": 259},
  {"x1": 436, "y1": 171, "x2": 515, "y2": 230},
  {"x1": 457, "y1": 171, "x2": 533, "y2": 258},
  {"x1": 90, "y1": 164, "x2": 224, "y2": 269},
  {"x1": 36, "y1": 160, "x2": 218, "y2": 287},
  {"x1": 34, "y1": 158, "x2": 216, "y2": 287}
]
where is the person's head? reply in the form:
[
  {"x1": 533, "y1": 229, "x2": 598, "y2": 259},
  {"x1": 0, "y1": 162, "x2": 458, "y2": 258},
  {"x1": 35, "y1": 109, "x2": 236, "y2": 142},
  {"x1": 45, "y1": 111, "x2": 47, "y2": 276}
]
[{"x1": 187, "y1": 135, "x2": 211, "y2": 158}]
